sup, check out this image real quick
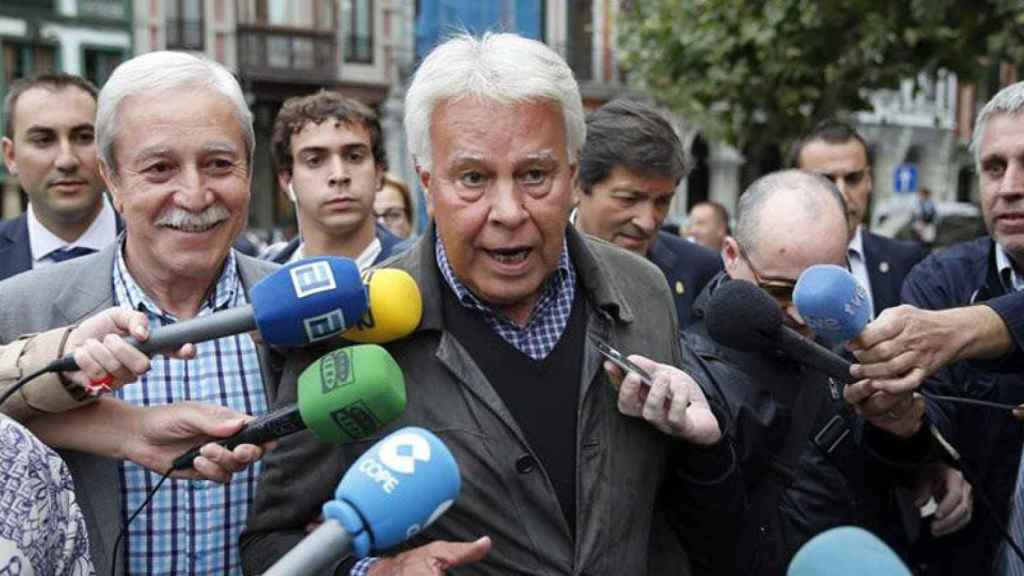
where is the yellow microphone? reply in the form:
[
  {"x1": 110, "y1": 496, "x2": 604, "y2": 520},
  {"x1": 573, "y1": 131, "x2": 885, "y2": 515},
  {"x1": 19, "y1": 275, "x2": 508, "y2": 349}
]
[{"x1": 343, "y1": 268, "x2": 423, "y2": 343}]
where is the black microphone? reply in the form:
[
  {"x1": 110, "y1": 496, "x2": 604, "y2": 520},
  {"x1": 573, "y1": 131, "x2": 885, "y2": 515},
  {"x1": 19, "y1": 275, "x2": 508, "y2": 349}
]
[
  {"x1": 705, "y1": 279, "x2": 854, "y2": 383},
  {"x1": 705, "y1": 278, "x2": 961, "y2": 462}
]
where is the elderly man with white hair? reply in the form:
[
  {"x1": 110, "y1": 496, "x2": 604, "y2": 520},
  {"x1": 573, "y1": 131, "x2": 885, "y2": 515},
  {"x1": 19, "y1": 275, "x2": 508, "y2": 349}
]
[
  {"x1": 0, "y1": 51, "x2": 284, "y2": 575},
  {"x1": 242, "y1": 32, "x2": 726, "y2": 576}
]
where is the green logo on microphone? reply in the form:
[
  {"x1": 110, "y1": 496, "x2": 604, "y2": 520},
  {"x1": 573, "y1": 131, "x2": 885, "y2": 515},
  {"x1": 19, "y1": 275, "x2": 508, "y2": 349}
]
[{"x1": 321, "y1": 349, "x2": 354, "y2": 394}]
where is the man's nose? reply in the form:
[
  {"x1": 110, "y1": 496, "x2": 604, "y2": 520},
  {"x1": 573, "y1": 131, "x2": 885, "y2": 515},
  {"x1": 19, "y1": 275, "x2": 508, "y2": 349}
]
[
  {"x1": 175, "y1": 164, "x2": 212, "y2": 210},
  {"x1": 54, "y1": 137, "x2": 80, "y2": 173},
  {"x1": 328, "y1": 155, "x2": 351, "y2": 187},
  {"x1": 632, "y1": 203, "x2": 658, "y2": 234}
]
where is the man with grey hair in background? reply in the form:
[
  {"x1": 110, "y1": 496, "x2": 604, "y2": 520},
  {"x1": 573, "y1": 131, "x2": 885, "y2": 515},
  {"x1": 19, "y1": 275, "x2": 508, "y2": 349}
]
[
  {"x1": 243, "y1": 32, "x2": 726, "y2": 575},
  {"x1": 868, "y1": 79, "x2": 1024, "y2": 574},
  {"x1": 0, "y1": 51, "x2": 282, "y2": 575},
  {"x1": 668, "y1": 170, "x2": 939, "y2": 574}
]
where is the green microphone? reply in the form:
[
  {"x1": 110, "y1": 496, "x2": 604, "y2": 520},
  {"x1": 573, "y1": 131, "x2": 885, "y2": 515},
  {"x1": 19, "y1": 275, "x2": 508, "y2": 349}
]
[
  {"x1": 297, "y1": 344, "x2": 407, "y2": 443},
  {"x1": 172, "y1": 344, "x2": 406, "y2": 470}
]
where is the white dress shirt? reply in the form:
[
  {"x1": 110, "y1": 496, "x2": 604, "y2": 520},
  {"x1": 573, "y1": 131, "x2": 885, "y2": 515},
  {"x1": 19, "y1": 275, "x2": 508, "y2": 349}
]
[{"x1": 28, "y1": 196, "x2": 117, "y2": 268}]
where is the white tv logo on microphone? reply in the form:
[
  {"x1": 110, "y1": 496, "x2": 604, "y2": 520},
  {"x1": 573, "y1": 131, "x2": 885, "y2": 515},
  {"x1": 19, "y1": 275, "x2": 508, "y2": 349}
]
[
  {"x1": 290, "y1": 261, "x2": 337, "y2": 298},
  {"x1": 378, "y1": 432, "x2": 432, "y2": 474}
]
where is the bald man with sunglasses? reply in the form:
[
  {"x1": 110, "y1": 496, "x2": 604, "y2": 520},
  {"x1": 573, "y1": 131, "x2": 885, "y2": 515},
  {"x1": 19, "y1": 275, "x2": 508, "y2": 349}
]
[{"x1": 664, "y1": 170, "x2": 941, "y2": 575}]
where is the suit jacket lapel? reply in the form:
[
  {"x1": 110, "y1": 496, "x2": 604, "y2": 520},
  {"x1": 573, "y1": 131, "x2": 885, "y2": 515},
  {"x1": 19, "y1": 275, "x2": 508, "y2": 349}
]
[
  {"x1": 862, "y1": 232, "x2": 897, "y2": 315},
  {"x1": 0, "y1": 215, "x2": 33, "y2": 281}
]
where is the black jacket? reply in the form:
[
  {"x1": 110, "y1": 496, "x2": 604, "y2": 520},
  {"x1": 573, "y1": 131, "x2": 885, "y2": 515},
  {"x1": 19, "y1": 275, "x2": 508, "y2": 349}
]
[
  {"x1": 862, "y1": 230, "x2": 928, "y2": 316},
  {"x1": 646, "y1": 231, "x2": 722, "y2": 330},
  {"x1": 902, "y1": 236, "x2": 1024, "y2": 574},
  {"x1": 264, "y1": 223, "x2": 407, "y2": 266},
  {"x1": 667, "y1": 273, "x2": 935, "y2": 575}
]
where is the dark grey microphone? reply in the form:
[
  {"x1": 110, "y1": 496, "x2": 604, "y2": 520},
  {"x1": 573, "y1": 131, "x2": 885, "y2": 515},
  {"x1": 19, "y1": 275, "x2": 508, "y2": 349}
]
[{"x1": 45, "y1": 305, "x2": 256, "y2": 373}]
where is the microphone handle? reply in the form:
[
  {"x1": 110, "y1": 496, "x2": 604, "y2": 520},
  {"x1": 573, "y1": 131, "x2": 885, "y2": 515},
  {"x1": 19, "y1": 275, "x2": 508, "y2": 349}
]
[
  {"x1": 778, "y1": 326, "x2": 855, "y2": 384},
  {"x1": 171, "y1": 403, "x2": 305, "y2": 470},
  {"x1": 264, "y1": 519, "x2": 353, "y2": 576},
  {"x1": 778, "y1": 325, "x2": 962, "y2": 463},
  {"x1": 45, "y1": 304, "x2": 256, "y2": 373}
]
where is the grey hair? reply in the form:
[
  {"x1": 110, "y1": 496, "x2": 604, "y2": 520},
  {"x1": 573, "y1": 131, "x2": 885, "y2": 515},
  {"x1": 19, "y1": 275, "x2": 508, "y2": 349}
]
[
  {"x1": 734, "y1": 169, "x2": 847, "y2": 257},
  {"x1": 971, "y1": 81, "x2": 1024, "y2": 168},
  {"x1": 404, "y1": 32, "x2": 585, "y2": 171},
  {"x1": 96, "y1": 51, "x2": 255, "y2": 173}
]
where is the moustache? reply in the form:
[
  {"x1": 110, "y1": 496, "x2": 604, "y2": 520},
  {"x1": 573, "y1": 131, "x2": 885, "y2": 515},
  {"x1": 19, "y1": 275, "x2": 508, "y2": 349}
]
[{"x1": 155, "y1": 204, "x2": 231, "y2": 228}]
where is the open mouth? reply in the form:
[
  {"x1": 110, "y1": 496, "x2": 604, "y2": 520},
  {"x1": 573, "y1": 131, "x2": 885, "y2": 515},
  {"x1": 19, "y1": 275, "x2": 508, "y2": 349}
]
[
  {"x1": 486, "y1": 247, "x2": 532, "y2": 265},
  {"x1": 160, "y1": 219, "x2": 224, "y2": 234}
]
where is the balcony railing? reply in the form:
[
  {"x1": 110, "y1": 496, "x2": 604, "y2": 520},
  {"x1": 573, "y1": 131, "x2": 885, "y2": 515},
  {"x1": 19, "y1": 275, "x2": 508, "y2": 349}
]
[
  {"x1": 166, "y1": 17, "x2": 204, "y2": 50},
  {"x1": 237, "y1": 26, "x2": 337, "y2": 81},
  {"x1": 79, "y1": 0, "x2": 127, "y2": 20},
  {"x1": 344, "y1": 34, "x2": 374, "y2": 64}
]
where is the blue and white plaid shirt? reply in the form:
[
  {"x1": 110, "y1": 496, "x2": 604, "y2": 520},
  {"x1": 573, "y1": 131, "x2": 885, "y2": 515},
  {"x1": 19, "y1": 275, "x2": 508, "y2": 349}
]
[
  {"x1": 112, "y1": 246, "x2": 268, "y2": 575},
  {"x1": 435, "y1": 236, "x2": 576, "y2": 360},
  {"x1": 349, "y1": 236, "x2": 577, "y2": 575}
]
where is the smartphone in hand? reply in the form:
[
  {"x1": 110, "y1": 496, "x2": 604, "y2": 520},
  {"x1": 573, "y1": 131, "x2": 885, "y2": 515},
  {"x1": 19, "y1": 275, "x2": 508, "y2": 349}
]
[{"x1": 589, "y1": 335, "x2": 654, "y2": 387}]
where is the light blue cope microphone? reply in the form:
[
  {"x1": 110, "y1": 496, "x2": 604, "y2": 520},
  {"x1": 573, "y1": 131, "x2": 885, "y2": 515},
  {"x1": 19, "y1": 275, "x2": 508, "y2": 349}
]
[
  {"x1": 787, "y1": 526, "x2": 911, "y2": 576},
  {"x1": 263, "y1": 427, "x2": 461, "y2": 576},
  {"x1": 792, "y1": 264, "x2": 872, "y2": 346},
  {"x1": 44, "y1": 256, "x2": 368, "y2": 373}
]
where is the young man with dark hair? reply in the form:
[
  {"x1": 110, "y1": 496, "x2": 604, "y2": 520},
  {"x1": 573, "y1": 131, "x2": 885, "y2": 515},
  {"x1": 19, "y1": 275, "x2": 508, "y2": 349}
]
[
  {"x1": 265, "y1": 89, "x2": 404, "y2": 268},
  {"x1": 573, "y1": 98, "x2": 721, "y2": 329},
  {"x1": 0, "y1": 73, "x2": 118, "y2": 280}
]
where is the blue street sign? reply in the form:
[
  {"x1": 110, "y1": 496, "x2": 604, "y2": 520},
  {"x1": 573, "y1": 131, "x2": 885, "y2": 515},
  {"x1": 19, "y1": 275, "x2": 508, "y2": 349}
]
[{"x1": 893, "y1": 163, "x2": 918, "y2": 194}]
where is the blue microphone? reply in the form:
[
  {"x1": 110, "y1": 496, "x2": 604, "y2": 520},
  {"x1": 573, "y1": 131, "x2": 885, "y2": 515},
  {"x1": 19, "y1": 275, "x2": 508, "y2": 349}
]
[
  {"x1": 793, "y1": 264, "x2": 871, "y2": 346},
  {"x1": 787, "y1": 526, "x2": 911, "y2": 576},
  {"x1": 250, "y1": 256, "x2": 368, "y2": 346},
  {"x1": 45, "y1": 256, "x2": 368, "y2": 372},
  {"x1": 264, "y1": 427, "x2": 461, "y2": 576}
]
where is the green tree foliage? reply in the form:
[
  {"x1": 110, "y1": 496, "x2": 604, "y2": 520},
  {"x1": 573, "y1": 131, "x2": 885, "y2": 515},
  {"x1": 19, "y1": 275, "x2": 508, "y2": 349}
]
[{"x1": 618, "y1": 0, "x2": 1024, "y2": 151}]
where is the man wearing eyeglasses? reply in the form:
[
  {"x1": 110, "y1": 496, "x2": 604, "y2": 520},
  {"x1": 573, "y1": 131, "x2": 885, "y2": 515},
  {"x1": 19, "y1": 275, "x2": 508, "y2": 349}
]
[
  {"x1": 667, "y1": 170, "x2": 938, "y2": 575},
  {"x1": 790, "y1": 120, "x2": 927, "y2": 316}
]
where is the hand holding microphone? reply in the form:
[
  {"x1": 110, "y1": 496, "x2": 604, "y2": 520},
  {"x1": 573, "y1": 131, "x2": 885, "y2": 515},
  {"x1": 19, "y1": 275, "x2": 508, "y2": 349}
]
[
  {"x1": 264, "y1": 427, "x2": 490, "y2": 576},
  {"x1": 46, "y1": 256, "x2": 369, "y2": 374},
  {"x1": 171, "y1": 343, "x2": 407, "y2": 471},
  {"x1": 706, "y1": 278, "x2": 926, "y2": 439}
]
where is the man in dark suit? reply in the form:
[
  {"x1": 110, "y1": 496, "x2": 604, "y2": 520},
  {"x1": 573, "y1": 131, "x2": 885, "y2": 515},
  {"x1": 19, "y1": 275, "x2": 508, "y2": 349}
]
[
  {"x1": 0, "y1": 73, "x2": 119, "y2": 281},
  {"x1": 790, "y1": 120, "x2": 927, "y2": 316},
  {"x1": 573, "y1": 98, "x2": 722, "y2": 329},
  {"x1": 263, "y1": 90, "x2": 405, "y2": 268},
  {"x1": 791, "y1": 120, "x2": 966, "y2": 569}
]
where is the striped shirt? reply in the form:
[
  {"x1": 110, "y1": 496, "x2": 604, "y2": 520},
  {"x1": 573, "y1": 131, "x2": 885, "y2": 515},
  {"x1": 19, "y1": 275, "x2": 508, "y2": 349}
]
[{"x1": 112, "y1": 246, "x2": 268, "y2": 575}]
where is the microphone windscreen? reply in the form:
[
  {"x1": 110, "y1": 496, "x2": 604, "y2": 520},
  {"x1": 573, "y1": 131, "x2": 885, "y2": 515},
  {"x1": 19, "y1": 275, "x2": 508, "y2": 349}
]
[
  {"x1": 705, "y1": 279, "x2": 783, "y2": 351},
  {"x1": 344, "y1": 268, "x2": 423, "y2": 343},
  {"x1": 793, "y1": 265, "x2": 871, "y2": 345},
  {"x1": 331, "y1": 427, "x2": 460, "y2": 556},
  {"x1": 787, "y1": 526, "x2": 911, "y2": 576},
  {"x1": 250, "y1": 257, "x2": 368, "y2": 347},
  {"x1": 296, "y1": 344, "x2": 407, "y2": 444}
]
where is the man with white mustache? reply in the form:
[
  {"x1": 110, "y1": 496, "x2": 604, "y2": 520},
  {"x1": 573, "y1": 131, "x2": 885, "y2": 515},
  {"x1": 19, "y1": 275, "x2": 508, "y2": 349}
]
[
  {"x1": 0, "y1": 73, "x2": 119, "y2": 281},
  {"x1": 0, "y1": 51, "x2": 282, "y2": 576}
]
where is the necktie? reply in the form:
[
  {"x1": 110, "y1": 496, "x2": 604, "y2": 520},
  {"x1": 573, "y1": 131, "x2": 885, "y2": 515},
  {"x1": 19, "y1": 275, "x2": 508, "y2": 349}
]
[{"x1": 47, "y1": 246, "x2": 97, "y2": 263}]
